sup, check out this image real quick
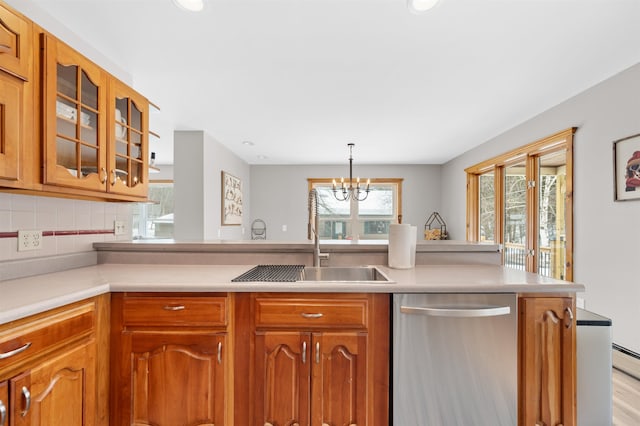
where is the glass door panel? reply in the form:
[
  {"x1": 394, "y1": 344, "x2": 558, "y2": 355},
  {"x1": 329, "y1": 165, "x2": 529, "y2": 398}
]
[
  {"x1": 479, "y1": 171, "x2": 495, "y2": 242},
  {"x1": 503, "y1": 162, "x2": 527, "y2": 271},
  {"x1": 538, "y1": 151, "x2": 567, "y2": 279},
  {"x1": 56, "y1": 64, "x2": 77, "y2": 98}
]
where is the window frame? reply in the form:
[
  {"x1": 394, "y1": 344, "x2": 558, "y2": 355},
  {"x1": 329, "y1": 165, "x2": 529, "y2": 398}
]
[
  {"x1": 307, "y1": 178, "x2": 403, "y2": 240},
  {"x1": 465, "y1": 128, "x2": 575, "y2": 280}
]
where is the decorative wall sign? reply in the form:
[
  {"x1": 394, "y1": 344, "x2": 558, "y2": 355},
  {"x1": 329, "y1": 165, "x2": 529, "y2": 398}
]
[
  {"x1": 613, "y1": 133, "x2": 640, "y2": 201},
  {"x1": 222, "y1": 171, "x2": 243, "y2": 225}
]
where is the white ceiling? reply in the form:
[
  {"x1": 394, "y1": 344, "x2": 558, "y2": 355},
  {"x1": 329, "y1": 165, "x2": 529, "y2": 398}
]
[{"x1": 23, "y1": 0, "x2": 640, "y2": 166}]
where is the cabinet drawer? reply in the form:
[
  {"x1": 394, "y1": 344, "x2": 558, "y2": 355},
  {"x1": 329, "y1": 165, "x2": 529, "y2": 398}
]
[
  {"x1": 122, "y1": 296, "x2": 227, "y2": 327},
  {"x1": 255, "y1": 297, "x2": 368, "y2": 329},
  {"x1": 0, "y1": 4, "x2": 31, "y2": 80},
  {"x1": 0, "y1": 302, "x2": 95, "y2": 371}
]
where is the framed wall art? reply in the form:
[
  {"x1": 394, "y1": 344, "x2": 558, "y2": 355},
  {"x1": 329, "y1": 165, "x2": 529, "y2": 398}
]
[
  {"x1": 613, "y1": 133, "x2": 640, "y2": 201},
  {"x1": 222, "y1": 171, "x2": 243, "y2": 225}
]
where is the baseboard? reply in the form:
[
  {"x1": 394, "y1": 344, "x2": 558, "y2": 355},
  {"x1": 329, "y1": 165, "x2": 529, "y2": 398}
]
[{"x1": 613, "y1": 343, "x2": 640, "y2": 380}]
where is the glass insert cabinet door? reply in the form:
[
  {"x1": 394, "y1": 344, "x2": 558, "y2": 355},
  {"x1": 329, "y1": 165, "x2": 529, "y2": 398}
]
[
  {"x1": 108, "y1": 79, "x2": 148, "y2": 197},
  {"x1": 42, "y1": 34, "x2": 108, "y2": 191}
]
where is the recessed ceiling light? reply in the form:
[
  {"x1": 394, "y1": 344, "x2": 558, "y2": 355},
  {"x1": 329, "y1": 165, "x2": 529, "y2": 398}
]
[
  {"x1": 408, "y1": 0, "x2": 440, "y2": 13},
  {"x1": 173, "y1": 0, "x2": 204, "y2": 12},
  {"x1": 242, "y1": 141, "x2": 255, "y2": 146},
  {"x1": 256, "y1": 155, "x2": 268, "y2": 160}
]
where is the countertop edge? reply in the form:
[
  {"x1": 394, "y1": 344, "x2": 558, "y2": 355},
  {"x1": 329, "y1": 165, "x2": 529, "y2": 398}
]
[{"x1": 0, "y1": 264, "x2": 584, "y2": 326}]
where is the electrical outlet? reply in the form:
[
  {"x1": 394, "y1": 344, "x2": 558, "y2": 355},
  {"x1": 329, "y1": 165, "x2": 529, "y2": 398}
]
[
  {"x1": 18, "y1": 230, "x2": 43, "y2": 251},
  {"x1": 114, "y1": 220, "x2": 126, "y2": 235}
]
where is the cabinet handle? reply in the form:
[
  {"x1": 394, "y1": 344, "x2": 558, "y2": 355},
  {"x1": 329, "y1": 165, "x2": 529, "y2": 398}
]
[
  {"x1": 564, "y1": 307, "x2": 574, "y2": 329},
  {"x1": 217, "y1": 341, "x2": 222, "y2": 364},
  {"x1": 0, "y1": 44, "x2": 9, "y2": 54},
  {"x1": 162, "y1": 305, "x2": 185, "y2": 311},
  {"x1": 302, "y1": 341, "x2": 307, "y2": 364},
  {"x1": 110, "y1": 169, "x2": 117, "y2": 185},
  {"x1": 21, "y1": 386, "x2": 31, "y2": 417},
  {"x1": 0, "y1": 342, "x2": 31, "y2": 359},
  {"x1": 264, "y1": 423, "x2": 274, "y2": 426},
  {"x1": 315, "y1": 341, "x2": 320, "y2": 364},
  {"x1": 0, "y1": 399, "x2": 6, "y2": 426},
  {"x1": 100, "y1": 167, "x2": 107, "y2": 183},
  {"x1": 301, "y1": 312, "x2": 323, "y2": 319}
]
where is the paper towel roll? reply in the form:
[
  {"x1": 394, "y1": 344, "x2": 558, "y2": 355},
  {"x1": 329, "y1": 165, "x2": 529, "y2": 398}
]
[{"x1": 388, "y1": 224, "x2": 417, "y2": 269}]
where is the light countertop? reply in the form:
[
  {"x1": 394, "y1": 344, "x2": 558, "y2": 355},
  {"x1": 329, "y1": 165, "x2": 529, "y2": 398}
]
[{"x1": 0, "y1": 263, "x2": 584, "y2": 326}]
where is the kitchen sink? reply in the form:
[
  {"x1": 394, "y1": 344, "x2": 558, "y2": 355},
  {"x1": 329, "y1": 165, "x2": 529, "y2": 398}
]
[
  {"x1": 298, "y1": 266, "x2": 391, "y2": 283},
  {"x1": 231, "y1": 265, "x2": 392, "y2": 283}
]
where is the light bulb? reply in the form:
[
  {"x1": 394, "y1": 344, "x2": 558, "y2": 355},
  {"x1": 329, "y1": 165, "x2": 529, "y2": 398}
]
[
  {"x1": 173, "y1": 0, "x2": 204, "y2": 12},
  {"x1": 408, "y1": 0, "x2": 440, "y2": 13}
]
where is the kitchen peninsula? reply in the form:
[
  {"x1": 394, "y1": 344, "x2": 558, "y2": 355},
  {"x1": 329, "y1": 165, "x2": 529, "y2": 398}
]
[{"x1": 0, "y1": 240, "x2": 584, "y2": 426}]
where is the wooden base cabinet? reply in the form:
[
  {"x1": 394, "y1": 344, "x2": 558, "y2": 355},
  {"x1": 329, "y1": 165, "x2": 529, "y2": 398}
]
[
  {"x1": 519, "y1": 296, "x2": 576, "y2": 426},
  {"x1": 0, "y1": 298, "x2": 100, "y2": 426},
  {"x1": 236, "y1": 293, "x2": 389, "y2": 426},
  {"x1": 110, "y1": 293, "x2": 230, "y2": 426}
]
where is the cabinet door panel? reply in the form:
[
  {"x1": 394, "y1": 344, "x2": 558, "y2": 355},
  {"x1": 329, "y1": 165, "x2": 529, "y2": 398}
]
[
  {"x1": 42, "y1": 34, "x2": 107, "y2": 192},
  {"x1": 312, "y1": 332, "x2": 367, "y2": 426},
  {"x1": 28, "y1": 340, "x2": 95, "y2": 426},
  {"x1": 9, "y1": 371, "x2": 30, "y2": 426},
  {"x1": 255, "y1": 331, "x2": 310, "y2": 426},
  {"x1": 519, "y1": 297, "x2": 576, "y2": 426},
  {"x1": 0, "y1": 72, "x2": 22, "y2": 181},
  {"x1": 0, "y1": 4, "x2": 31, "y2": 80},
  {"x1": 125, "y1": 331, "x2": 225, "y2": 426},
  {"x1": 0, "y1": 381, "x2": 7, "y2": 426}
]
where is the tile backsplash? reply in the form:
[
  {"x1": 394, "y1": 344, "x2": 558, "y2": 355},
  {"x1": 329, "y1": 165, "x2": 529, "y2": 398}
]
[{"x1": 0, "y1": 192, "x2": 133, "y2": 262}]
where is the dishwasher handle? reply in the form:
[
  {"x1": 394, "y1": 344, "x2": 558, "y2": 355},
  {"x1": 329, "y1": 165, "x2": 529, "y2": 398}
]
[{"x1": 400, "y1": 305, "x2": 511, "y2": 318}]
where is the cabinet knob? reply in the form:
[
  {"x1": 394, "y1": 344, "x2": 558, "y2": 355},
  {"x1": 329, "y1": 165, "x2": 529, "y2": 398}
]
[{"x1": 0, "y1": 399, "x2": 6, "y2": 426}]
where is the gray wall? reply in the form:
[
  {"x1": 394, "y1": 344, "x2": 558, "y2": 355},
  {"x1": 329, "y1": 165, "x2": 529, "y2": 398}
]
[
  {"x1": 174, "y1": 131, "x2": 251, "y2": 240},
  {"x1": 441, "y1": 62, "x2": 640, "y2": 354},
  {"x1": 251, "y1": 164, "x2": 441, "y2": 241}
]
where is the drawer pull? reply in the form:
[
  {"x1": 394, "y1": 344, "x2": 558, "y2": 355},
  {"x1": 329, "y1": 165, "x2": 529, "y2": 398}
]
[
  {"x1": 21, "y1": 386, "x2": 30, "y2": 417},
  {"x1": 301, "y1": 312, "x2": 323, "y2": 319},
  {"x1": 0, "y1": 342, "x2": 32, "y2": 359},
  {"x1": 0, "y1": 399, "x2": 6, "y2": 426},
  {"x1": 162, "y1": 305, "x2": 185, "y2": 311}
]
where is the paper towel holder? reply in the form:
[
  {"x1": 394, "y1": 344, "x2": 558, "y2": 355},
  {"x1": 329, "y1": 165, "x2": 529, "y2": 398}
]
[{"x1": 424, "y1": 212, "x2": 448, "y2": 240}]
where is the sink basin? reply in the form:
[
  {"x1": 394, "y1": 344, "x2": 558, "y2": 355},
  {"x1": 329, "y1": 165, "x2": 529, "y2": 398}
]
[{"x1": 298, "y1": 266, "x2": 391, "y2": 283}]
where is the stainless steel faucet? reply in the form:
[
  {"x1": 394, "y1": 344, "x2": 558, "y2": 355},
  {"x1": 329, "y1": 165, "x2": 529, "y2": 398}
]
[{"x1": 308, "y1": 189, "x2": 329, "y2": 267}]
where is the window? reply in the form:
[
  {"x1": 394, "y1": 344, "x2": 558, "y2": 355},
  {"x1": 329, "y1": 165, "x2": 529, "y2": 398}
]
[
  {"x1": 308, "y1": 178, "x2": 403, "y2": 240},
  {"x1": 132, "y1": 180, "x2": 174, "y2": 239},
  {"x1": 465, "y1": 128, "x2": 575, "y2": 280}
]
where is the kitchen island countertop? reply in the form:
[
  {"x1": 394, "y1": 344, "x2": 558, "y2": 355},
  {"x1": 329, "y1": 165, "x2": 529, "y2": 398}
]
[{"x1": 0, "y1": 263, "x2": 584, "y2": 326}]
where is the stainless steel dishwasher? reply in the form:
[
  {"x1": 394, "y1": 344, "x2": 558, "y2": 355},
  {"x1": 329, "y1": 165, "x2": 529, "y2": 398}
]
[{"x1": 393, "y1": 293, "x2": 517, "y2": 425}]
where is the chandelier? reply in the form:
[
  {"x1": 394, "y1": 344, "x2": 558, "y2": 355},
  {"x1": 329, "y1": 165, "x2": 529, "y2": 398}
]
[{"x1": 332, "y1": 143, "x2": 370, "y2": 202}]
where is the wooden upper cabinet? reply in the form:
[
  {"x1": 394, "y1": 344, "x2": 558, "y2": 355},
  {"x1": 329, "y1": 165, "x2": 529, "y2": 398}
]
[
  {"x1": 0, "y1": 3, "x2": 32, "y2": 80},
  {"x1": 40, "y1": 32, "x2": 149, "y2": 200},
  {"x1": 519, "y1": 296, "x2": 576, "y2": 426},
  {"x1": 41, "y1": 33, "x2": 108, "y2": 193},
  {"x1": 108, "y1": 79, "x2": 149, "y2": 198}
]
